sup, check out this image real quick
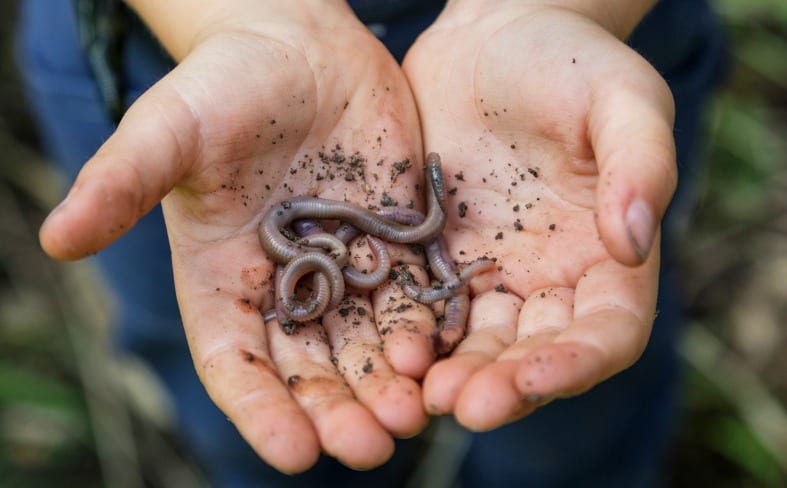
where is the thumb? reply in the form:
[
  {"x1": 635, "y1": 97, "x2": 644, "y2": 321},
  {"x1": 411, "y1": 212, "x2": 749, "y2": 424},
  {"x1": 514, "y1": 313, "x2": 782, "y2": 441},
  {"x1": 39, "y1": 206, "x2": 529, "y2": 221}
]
[
  {"x1": 39, "y1": 74, "x2": 199, "y2": 260},
  {"x1": 589, "y1": 65, "x2": 677, "y2": 266}
]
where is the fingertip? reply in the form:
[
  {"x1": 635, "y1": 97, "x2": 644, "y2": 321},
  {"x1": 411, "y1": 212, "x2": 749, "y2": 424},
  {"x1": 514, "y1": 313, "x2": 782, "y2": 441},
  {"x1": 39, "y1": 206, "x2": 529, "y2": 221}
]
[
  {"x1": 422, "y1": 362, "x2": 461, "y2": 415},
  {"x1": 454, "y1": 361, "x2": 533, "y2": 432},
  {"x1": 39, "y1": 174, "x2": 146, "y2": 260},
  {"x1": 39, "y1": 208, "x2": 77, "y2": 260},
  {"x1": 372, "y1": 268, "x2": 438, "y2": 379},
  {"x1": 422, "y1": 353, "x2": 487, "y2": 415},
  {"x1": 590, "y1": 73, "x2": 676, "y2": 266},
  {"x1": 383, "y1": 331, "x2": 435, "y2": 379},
  {"x1": 241, "y1": 408, "x2": 321, "y2": 474},
  {"x1": 385, "y1": 384, "x2": 429, "y2": 439},
  {"x1": 38, "y1": 183, "x2": 105, "y2": 260},
  {"x1": 322, "y1": 403, "x2": 395, "y2": 470},
  {"x1": 357, "y1": 373, "x2": 428, "y2": 438}
]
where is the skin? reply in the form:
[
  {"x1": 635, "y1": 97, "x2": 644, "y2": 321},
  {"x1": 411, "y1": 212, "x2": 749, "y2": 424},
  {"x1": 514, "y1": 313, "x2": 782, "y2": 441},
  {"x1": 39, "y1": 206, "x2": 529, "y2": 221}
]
[
  {"x1": 37, "y1": 0, "x2": 676, "y2": 474},
  {"x1": 404, "y1": 1, "x2": 675, "y2": 429}
]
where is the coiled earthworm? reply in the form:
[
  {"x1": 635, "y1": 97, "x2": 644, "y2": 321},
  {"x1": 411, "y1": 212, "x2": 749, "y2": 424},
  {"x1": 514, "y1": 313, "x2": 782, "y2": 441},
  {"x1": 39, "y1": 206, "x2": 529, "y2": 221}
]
[
  {"x1": 342, "y1": 235, "x2": 392, "y2": 290},
  {"x1": 293, "y1": 219, "x2": 392, "y2": 290},
  {"x1": 277, "y1": 252, "x2": 345, "y2": 322}
]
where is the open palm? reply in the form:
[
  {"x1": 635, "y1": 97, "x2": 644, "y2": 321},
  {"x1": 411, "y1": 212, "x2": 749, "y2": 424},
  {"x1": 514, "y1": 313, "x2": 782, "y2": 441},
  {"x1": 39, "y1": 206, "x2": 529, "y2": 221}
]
[
  {"x1": 404, "y1": 5, "x2": 677, "y2": 429},
  {"x1": 40, "y1": 11, "x2": 436, "y2": 472}
]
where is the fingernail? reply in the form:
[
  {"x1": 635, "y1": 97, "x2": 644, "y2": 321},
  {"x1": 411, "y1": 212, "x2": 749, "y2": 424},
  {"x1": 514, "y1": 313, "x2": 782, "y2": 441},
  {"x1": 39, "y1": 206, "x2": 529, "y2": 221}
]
[{"x1": 625, "y1": 198, "x2": 655, "y2": 261}]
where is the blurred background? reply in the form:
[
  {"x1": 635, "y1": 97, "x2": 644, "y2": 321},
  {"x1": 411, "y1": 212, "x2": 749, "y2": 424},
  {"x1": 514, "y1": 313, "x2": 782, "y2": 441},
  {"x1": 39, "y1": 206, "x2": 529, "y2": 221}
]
[{"x1": 0, "y1": 0, "x2": 785, "y2": 486}]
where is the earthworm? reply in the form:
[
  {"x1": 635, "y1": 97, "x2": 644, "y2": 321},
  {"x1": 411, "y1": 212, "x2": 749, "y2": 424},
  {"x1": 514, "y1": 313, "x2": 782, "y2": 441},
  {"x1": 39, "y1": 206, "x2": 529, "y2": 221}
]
[
  {"x1": 291, "y1": 219, "x2": 323, "y2": 237},
  {"x1": 263, "y1": 267, "x2": 294, "y2": 333},
  {"x1": 258, "y1": 155, "x2": 444, "y2": 323},
  {"x1": 334, "y1": 221, "x2": 360, "y2": 243},
  {"x1": 263, "y1": 219, "x2": 389, "y2": 324},
  {"x1": 424, "y1": 238, "x2": 455, "y2": 283},
  {"x1": 378, "y1": 206, "x2": 494, "y2": 355},
  {"x1": 401, "y1": 256, "x2": 495, "y2": 304},
  {"x1": 258, "y1": 153, "x2": 489, "y2": 355},
  {"x1": 277, "y1": 252, "x2": 345, "y2": 322},
  {"x1": 262, "y1": 308, "x2": 277, "y2": 324},
  {"x1": 279, "y1": 223, "x2": 349, "y2": 314},
  {"x1": 379, "y1": 210, "x2": 497, "y2": 353},
  {"x1": 296, "y1": 233, "x2": 349, "y2": 265},
  {"x1": 293, "y1": 219, "x2": 392, "y2": 290},
  {"x1": 374, "y1": 208, "x2": 492, "y2": 303},
  {"x1": 258, "y1": 153, "x2": 447, "y2": 265},
  {"x1": 426, "y1": 241, "x2": 494, "y2": 355},
  {"x1": 436, "y1": 294, "x2": 471, "y2": 356},
  {"x1": 342, "y1": 235, "x2": 392, "y2": 289}
]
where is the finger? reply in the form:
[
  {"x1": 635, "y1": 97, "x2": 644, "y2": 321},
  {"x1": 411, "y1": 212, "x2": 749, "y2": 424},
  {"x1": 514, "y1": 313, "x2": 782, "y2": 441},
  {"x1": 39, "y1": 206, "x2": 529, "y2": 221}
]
[
  {"x1": 372, "y1": 264, "x2": 437, "y2": 379},
  {"x1": 453, "y1": 360, "x2": 539, "y2": 431},
  {"x1": 515, "y1": 246, "x2": 659, "y2": 399},
  {"x1": 322, "y1": 293, "x2": 428, "y2": 438},
  {"x1": 39, "y1": 69, "x2": 202, "y2": 260},
  {"x1": 492, "y1": 286, "x2": 575, "y2": 361},
  {"x1": 589, "y1": 58, "x2": 677, "y2": 265},
  {"x1": 509, "y1": 286, "x2": 574, "y2": 344},
  {"x1": 346, "y1": 237, "x2": 436, "y2": 380},
  {"x1": 174, "y1": 235, "x2": 322, "y2": 473},
  {"x1": 267, "y1": 318, "x2": 395, "y2": 470},
  {"x1": 451, "y1": 287, "x2": 572, "y2": 429},
  {"x1": 422, "y1": 290, "x2": 522, "y2": 415},
  {"x1": 182, "y1": 287, "x2": 321, "y2": 474}
]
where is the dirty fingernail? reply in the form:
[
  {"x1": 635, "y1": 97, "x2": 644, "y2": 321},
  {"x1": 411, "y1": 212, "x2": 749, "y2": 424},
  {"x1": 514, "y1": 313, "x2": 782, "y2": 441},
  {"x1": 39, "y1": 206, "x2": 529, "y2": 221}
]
[{"x1": 625, "y1": 198, "x2": 655, "y2": 262}]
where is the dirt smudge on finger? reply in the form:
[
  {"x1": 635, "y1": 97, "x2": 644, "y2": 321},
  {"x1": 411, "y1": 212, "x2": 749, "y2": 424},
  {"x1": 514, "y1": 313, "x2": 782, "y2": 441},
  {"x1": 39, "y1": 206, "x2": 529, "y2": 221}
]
[{"x1": 234, "y1": 298, "x2": 259, "y2": 314}]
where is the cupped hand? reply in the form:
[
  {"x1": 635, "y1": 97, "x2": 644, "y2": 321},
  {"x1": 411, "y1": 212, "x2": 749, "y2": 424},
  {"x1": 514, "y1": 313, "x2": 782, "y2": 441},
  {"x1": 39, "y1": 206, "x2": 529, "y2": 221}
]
[
  {"x1": 39, "y1": 3, "x2": 434, "y2": 472},
  {"x1": 403, "y1": 4, "x2": 676, "y2": 429}
]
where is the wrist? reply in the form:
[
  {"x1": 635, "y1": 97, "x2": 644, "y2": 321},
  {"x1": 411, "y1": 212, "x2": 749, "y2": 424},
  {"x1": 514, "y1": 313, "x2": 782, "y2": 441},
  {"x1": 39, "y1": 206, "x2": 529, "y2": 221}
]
[
  {"x1": 442, "y1": 0, "x2": 656, "y2": 39},
  {"x1": 123, "y1": 0, "x2": 357, "y2": 61}
]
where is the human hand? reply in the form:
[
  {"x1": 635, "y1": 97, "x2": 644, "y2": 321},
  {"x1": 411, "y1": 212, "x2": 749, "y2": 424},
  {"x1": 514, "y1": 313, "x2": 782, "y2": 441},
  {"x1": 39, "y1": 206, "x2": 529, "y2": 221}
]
[
  {"x1": 39, "y1": 1, "x2": 434, "y2": 472},
  {"x1": 403, "y1": 2, "x2": 676, "y2": 429}
]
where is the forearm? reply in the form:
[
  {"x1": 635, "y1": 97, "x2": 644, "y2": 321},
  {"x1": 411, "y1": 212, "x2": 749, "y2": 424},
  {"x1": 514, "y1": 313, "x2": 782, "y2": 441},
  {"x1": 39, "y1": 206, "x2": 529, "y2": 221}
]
[
  {"x1": 123, "y1": 0, "x2": 354, "y2": 61},
  {"x1": 443, "y1": 0, "x2": 657, "y2": 39}
]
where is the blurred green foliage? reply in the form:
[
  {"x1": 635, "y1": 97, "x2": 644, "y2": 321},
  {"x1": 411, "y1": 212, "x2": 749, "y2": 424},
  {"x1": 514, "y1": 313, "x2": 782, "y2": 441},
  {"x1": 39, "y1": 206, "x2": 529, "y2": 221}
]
[{"x1": 672, "y1": 1, "x2": 787, "y2": 487}]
